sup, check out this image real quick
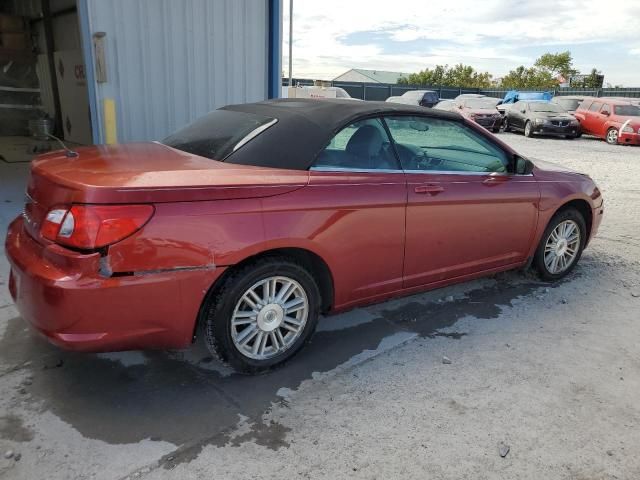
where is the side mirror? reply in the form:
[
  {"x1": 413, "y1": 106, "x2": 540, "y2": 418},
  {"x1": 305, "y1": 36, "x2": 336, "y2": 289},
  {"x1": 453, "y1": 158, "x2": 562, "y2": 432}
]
[
  {"x1": 602, "y1": 110, "x2": 610, "y2": 116},
  {"x1": 458, "y1": 104, "x2": 464, "y2": 110},
  {"x1": 515, "y1": 156, "x2": 534, "y2": 175},
  {"x1": 520, "y1": 109, "x2": 526, "y2": 114}
]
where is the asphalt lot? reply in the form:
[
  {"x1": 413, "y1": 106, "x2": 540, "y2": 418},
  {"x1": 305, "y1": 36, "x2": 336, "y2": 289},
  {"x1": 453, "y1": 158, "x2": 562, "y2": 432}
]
[{"x1": 1, "y1": 132, "x2": 639, "y2": 479}]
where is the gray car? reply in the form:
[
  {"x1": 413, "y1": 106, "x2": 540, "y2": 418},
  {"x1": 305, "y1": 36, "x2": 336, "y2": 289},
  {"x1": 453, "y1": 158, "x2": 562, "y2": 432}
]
[{"x1": 504, "y1": 101, "x2": 580, "y2": 139}]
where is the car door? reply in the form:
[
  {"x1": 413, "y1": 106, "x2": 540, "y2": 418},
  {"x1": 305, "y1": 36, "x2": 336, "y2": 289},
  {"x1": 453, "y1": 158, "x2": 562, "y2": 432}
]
[
  {"x1": 510, "y1": 101, "x2": 527, "y2": 130},
  {"x1": 583, "y1": 101, "x2": 603, "y2": 136},
  {"x1": 308, "y1": 117, "x2": 407, "y2": 306},
  {"x1": 383, "y1": 115, "x2": 540, "y2": 288}
]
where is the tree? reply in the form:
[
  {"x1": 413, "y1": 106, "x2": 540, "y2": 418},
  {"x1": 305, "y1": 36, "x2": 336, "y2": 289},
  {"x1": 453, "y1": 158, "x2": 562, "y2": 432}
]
[
  {"x1": 398, "y1": 64, "x2": 493, "y2": 88},
  {"x1": 534, "y1": 51, "x2": 578, "y2": 80},
  {"x1": 582, "y1": 68, "x2": 604, "y2": 88},
  {"x1": 500, "y1": 66, "x2": 558, "y2": 89}
]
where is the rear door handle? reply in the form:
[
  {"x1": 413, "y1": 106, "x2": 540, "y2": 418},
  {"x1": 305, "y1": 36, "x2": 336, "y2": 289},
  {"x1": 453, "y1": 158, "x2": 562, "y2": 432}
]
[{"x1": 414, "y1": 184, "x2": 444, "y2": 195}]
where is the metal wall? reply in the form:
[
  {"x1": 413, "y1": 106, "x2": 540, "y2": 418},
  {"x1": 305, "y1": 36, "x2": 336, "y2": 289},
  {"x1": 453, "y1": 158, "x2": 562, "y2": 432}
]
[{"x1": 82, "y1": 0, "x2": 270, "y2": 143}]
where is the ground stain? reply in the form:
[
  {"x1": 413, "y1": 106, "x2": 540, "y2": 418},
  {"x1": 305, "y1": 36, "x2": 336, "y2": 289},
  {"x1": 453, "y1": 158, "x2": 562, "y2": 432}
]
[
  {"x1": 0, "y1": 270, "x2": 556, "y2": 466},
  {"x1": 0, "y1": 414, "x2": 35, "y2": 442}
]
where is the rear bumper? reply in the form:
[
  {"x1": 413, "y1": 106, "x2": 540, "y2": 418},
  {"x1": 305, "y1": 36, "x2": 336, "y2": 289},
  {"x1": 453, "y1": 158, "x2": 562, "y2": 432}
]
[{"x1": 5, "y1": 216, "x2": 224, "y2": 352}]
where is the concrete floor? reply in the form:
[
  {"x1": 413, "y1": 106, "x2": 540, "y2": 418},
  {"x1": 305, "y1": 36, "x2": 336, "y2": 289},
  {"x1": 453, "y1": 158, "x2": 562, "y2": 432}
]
[{"x1": 0, "y1": 134, "x2": 639, "y2": 479}]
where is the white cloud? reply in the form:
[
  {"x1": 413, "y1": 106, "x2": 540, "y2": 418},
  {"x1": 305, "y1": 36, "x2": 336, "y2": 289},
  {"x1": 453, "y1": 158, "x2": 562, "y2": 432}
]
[{"x1": 283, "y1": 0, "x2": 640, "y2": 85}]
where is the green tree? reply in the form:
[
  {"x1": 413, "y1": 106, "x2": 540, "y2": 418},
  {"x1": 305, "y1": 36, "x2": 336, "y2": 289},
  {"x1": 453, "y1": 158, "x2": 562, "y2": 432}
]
[
  {"x1": 398, "y1": 64, "x2": 493, "y2": 88},
  {"x1": 500, "y1": 66, "x2": 557, "y2": 89},
  {"x1": 534, "y1": 51, "x2": 578, "y2": 80},
  {"x1": 582, "y1": 68, "x2": 603, "y2": 88}
]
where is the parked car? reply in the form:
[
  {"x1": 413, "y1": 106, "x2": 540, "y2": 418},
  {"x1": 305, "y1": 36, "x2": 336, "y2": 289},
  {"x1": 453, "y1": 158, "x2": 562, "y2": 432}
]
[
  {"x1": 504, "y1": 100, "x2": 580, "y2": 138},
  {"x1": 550, "y1": 95, "x2": 588, "y2": 115},
  {"x1": 386, "y1": 90, "x2": 439, "y2": 108},
  {"x1": 574, "y1": 98, "x2": 640, "y2": 145},
  {"x1": 600, "y1": 96, "x2": 640, "y2": 106},
  {"x1": 454, "y1": 93, "x2": 501, "y2": 107},
  {"x1": 435, "y1": 97, "x2": 502, "y2": 132},
  {"x1": 5, "y1": 99, "x2": 603, "y2": 372},
  {"x1": 497, "y1": 91, "x2": 553, "y2": 116}
]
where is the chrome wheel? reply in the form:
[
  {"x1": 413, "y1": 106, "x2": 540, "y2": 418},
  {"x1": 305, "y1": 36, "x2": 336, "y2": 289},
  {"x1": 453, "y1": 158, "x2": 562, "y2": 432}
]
[
  {"x1": 524, "y1": 121, "x2": 533, "y2": 137},
  {"x1": 606, "y1": 128, "x2": 618, "y2": 145},
  {"x1": 231, "y1": 276, "x2": 309, "y2": 360},
  {"x1": 543, "y1": 220, "x2": 581, "y2": 274}
]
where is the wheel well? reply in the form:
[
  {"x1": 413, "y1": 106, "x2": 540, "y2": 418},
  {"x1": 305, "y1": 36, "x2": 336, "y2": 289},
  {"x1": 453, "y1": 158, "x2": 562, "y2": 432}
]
[
  {"x1": 193, "y1": 248, "x2": 335, "y2": 341},
  {"x1": 556, "y1": 199, "x2": 592, "y2": 241}
]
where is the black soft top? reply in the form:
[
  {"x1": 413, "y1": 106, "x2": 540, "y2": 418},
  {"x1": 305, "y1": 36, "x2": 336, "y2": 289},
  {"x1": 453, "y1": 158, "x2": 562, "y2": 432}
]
[{"x1": 222, "y1": 98, "x2": 462, "y2": 170}]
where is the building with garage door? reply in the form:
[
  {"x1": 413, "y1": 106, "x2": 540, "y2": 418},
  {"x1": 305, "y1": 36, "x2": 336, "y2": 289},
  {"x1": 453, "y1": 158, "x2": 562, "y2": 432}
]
[{"x1": 0, "y1": 0, "x2": 282, "y2": 145}]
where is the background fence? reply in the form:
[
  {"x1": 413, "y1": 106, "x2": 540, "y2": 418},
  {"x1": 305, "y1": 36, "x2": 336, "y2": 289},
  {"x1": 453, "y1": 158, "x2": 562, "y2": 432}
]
[{"x1": 283, "y1": 79, "x2": 640, "y2": 101}]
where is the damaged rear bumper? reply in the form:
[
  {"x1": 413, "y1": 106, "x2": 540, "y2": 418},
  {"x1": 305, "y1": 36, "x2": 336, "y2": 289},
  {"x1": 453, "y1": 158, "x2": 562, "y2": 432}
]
[{"x1": 5, "y1": 216, "x2": 225, "y2": 352}]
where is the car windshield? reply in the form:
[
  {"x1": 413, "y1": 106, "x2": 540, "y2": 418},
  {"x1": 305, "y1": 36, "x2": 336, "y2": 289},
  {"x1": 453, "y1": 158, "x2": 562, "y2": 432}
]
[
  {"x1": 614, "y1": 105, "x2": 640, "y2": 116},
  {"x1": 464, "y1": 98, "x2": 499, "y2": 109},
  {"x1": 555, "y1": 99, "x2": 581, "y2": 111},
  {"x1": 529, "y1": 103, "x2": 565, "y2": 113},
  {"x1": 162, "y1": 110, "x2": 277, "y2": 161}
]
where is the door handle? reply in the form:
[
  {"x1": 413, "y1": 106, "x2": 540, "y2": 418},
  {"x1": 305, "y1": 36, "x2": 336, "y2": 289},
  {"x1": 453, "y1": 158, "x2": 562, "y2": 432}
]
[
  {"x1": 414, "y1": 184, "x2": 444, "y2": 195},
  {"x1": 482, "y1": 176, "x2": 508, "y2": 186}
]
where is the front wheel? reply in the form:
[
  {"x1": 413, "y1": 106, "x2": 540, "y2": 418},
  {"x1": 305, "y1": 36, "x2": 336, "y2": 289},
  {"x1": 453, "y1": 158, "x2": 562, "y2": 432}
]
[
  {"x1": 606, "y1": 127, "x2": 619, "y2": 145},
  {"x1": 502, "y1": 118, "x2": 510, "y2": 132},
  {"x1": 533, "y1": 208, "x2": 586, "y2": 281},
  {"x1": 204, "y1": 257, "x2": 321, "y2": 373},
  {"x1": 524, "y1": 121, "x2": 534, "y2": 137}
]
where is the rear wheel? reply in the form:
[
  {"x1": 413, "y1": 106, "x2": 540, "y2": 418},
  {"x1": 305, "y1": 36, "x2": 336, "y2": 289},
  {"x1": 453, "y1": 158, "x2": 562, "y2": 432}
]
[
  {"x1": 204, "y1": 257, "x2": 321, "y2": 373},
  {"x1": 606, "y1": 127, "x2": 619, "y2": 145},
  {"x1": 502, "y1": 118, "x2": 510, "y2": 132},
  {"x1": 524, "y1": 121, "x2": 534, "y2": 137},
  {"x1": 533, "y1": 208, "x2": 586, "y2": 281}
]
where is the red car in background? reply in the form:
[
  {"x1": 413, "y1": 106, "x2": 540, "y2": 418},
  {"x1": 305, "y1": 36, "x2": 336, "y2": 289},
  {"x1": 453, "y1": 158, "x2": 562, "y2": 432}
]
[
  {"x1": 434, "y1": 97, "x2": 502, "y2": 132},
  {"x1": 5, "y1": 99, "x2": 604, "y2": 373},
  {"x1": 574, "y1": 98, "x2": 640, "y2": 145}
]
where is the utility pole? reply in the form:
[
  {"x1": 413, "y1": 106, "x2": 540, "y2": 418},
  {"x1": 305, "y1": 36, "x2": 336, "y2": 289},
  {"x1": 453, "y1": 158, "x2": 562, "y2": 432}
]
[{"x1": 288, "y1": 0, "x2": 293, "y2": 86}]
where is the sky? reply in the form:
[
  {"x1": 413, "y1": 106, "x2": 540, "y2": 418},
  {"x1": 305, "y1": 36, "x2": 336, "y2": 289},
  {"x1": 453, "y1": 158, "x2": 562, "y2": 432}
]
[{"x1": 283, "y1": 0, "x2": 640, "y2": 86}]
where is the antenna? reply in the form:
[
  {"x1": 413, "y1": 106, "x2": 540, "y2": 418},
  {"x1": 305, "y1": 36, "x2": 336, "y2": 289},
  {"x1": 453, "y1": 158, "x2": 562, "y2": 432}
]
[{"x1": 45, "y1": 133, "x2": 78, "y2": 158}]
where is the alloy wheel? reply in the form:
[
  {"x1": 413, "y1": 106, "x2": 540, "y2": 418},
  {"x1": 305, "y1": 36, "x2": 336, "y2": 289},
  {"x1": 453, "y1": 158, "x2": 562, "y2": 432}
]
[
  {"x1": 606, "y1": 128, "x2": 618, "y2": 145},
  {"x1": 543, "y1": 220, "x2": 581, "y2": 275},
  {"x1": 231, "y1": 276, "x2": 309, "y2": 360}
]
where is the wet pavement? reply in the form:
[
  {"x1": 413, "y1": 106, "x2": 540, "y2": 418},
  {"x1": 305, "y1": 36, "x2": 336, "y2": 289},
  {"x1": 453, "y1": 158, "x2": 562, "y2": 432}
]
[{"x1": 0, "y1": 271, "x2": 543, "y2": 466}]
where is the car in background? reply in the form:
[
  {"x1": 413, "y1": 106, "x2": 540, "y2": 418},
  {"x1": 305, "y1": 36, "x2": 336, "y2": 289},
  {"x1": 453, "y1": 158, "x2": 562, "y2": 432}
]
[
  {"x1": 600, "y1": 96, "x2": 640, "y2": 106},
  {"x1": 551, "y1": 96, "x2": 588, "y2": 115},
  {"x1": 386, "y1": 90, "x2": 439, "y2": 108},
  {"x1": 435, "y1": 97, "x2": 502, "y2": 132},
  {"x1": 504, "y1": 100, "x2": 580, "y2": 138},
  {"x1": 497, "y1": 91, "x2": 553, "y2": 117},
  {"x1": 5, "y1": 99, "x2": 603, "y2": 373},
  {"x1": 454, "y1": 93, "x2": 501, "y2": 108},
  {"x1": 574, "y1": 98, "x2": 640, "y2": 145},
  {"x1": 283, "y1": 85, "x2": 359, "y2": 100}
]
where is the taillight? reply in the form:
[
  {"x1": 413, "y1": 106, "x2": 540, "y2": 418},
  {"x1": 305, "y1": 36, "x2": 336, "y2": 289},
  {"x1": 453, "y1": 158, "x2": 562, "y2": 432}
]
[{"x1": 40, "y1": 204, "x2": 154, "y2": 249}]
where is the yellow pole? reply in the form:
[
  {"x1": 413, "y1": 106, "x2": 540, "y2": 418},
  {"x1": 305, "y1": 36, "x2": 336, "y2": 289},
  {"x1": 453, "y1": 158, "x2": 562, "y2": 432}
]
[{"x1": 103, "y1": 98, "x2": 118, "y2": 144}]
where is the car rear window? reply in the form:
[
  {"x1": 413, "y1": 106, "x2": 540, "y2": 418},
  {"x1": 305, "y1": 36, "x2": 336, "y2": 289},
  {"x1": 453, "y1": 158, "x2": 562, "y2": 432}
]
[{"x1": 162, "y1": 110, "x2": 277, "y2": 161}]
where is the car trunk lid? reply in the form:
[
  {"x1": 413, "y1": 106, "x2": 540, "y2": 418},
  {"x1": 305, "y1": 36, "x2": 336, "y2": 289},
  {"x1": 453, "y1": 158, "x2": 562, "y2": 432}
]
[{"x1": 23, "y1": 142, "x2": 309, "y2": 242}]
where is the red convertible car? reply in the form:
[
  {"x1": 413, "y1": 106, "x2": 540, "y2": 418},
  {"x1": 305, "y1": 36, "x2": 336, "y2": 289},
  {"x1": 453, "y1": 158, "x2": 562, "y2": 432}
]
[{"x1": 5, "y1": 99, "x2": 603, "y2": 372}]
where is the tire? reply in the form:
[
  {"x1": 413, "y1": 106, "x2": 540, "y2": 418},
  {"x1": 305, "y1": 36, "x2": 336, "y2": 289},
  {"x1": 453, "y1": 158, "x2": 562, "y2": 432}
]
[
  {"x1": 565, "y1": 134, "x2": 575, "y2": 140},
  {"x1": 524, "y1": 121, "x2": 534, "y2": 137},
  {"x1": 533, "y1": 208, "x2": 586, "y2": 281},
  {"x1": 492, "y1": 126, "x2": 501, "y2": 133},
  {"x1": 606, "y1": 127, "x2": 618, "y2": 145},
  {"x1": 576, "y1": 131, "x2": 582, "y2": 138},
  {"x1": 502, "y1": 118, "x2": 510, "y2": 132},
  {"x1": 204, "y1": 257, "x2": 321, "y2": 373}
]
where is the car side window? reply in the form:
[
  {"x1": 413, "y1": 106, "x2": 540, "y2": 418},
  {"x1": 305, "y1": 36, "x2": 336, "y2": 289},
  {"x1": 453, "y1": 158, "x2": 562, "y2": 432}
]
[
  {"x1": 384, "y1": 116, "x2": 509, "y2": 173},
  {"x1": 600, "y1": 104, "x2": 610, "y2": 114},
  {"x1": 313, "y1": 118, "x2": 400, "y2": 171},
  {"x1": 589, "y1": 102, "x2": 602, "y2": 112}
]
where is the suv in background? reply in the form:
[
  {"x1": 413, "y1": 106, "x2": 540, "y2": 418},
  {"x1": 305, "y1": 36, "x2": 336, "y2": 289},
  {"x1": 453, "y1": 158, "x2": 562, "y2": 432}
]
[
  {"x1": 574, "y1": 98, "x2": 640, "y2": 145},
  {"x1": 386, "y1": 90, "x2": 440, "y2": 108}
]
